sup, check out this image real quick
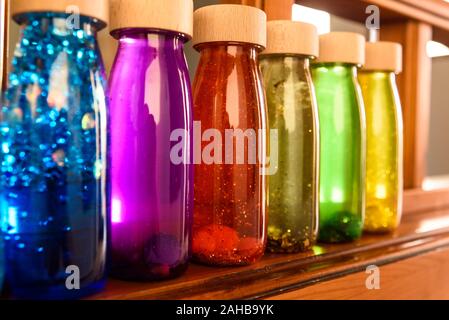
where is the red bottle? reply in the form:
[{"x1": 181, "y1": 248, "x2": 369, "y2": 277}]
[{"x1": 192, "y1": 4, "x2": 268, "y2": 266}]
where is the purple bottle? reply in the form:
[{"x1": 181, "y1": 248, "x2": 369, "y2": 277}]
[{"x1": 108, "y1": 0, "x2": 193, "y2": 280}]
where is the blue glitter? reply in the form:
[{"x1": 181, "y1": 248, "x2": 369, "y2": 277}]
[
  {"x1": 1, "y1": 13, "x2": 109, "y2": 300},
  {"x1": 76, "y1": 30, "x2": 84, "y2": 40},
  {"x1": 2, "y1": 143, "x2": 9, "y2": 154},
  {"x1": 0, "y1": 224, "x2": 3, "y2": 292}
]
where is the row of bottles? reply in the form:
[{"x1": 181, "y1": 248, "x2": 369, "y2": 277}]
[{"x1": 0, "y1": 0, "x2": 403, "y2": 299}]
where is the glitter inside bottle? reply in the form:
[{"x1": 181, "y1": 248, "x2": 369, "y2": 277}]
[
  {"x1": 0, "y1": 5, "x2": 109, "y2": 299},
  {"x1": 311, "y1": 33, "x2": 366, "y2": 243},
  {"x1": 108, "y1": 0, "x2": 193, "y2": 280},
  {"x1": 0, "y1": 227, "x2": 3, "y2": 292},
  {"x1": 259, "y1": 21, "x2": 319, "y2": 253},
  {"x1": 192, "y1": 5, "x2": 268, "y2": 266},
  {"x1": 359, "y1": 42, "x2": 403, "y2": 233}
]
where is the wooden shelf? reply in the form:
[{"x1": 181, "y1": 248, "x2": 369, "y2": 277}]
[{"x1": 90, "y1": 208, "x2": 449, "y2": 300}]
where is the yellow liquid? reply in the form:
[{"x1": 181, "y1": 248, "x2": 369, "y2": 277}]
[{"x1": 358, "y1": 71, "x2": 403, "y2": 233}]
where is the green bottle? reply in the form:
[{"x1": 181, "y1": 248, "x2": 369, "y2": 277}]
[
  {"x1": 311, "y1": 32, "x2": 366, "y2": 243},
  {"x1": 259, "y1": 21, "x2": 319, "y2": 253}
]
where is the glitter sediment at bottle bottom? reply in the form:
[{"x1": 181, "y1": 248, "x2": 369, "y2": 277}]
[
  {"x1": 1, "y1": 181, "x2": 106, "y2": 299},
  {"x1": 0, "y1": 235, "x2": 4, "y2": 292},
  {"x1": 318, "y1": 203, "x2": 363, "y2": 243},
  {"x1": 111, "y1": 231, "x2": 190, "y2": 281},
  {"x1": 267, "y1": 225, "x2": 315, "y2": 253},
  {"x1": 192, "y1": 222, "x2": 265, "y2": 267},
  {"x1": 364, "y1": 197, "x2": 399, "y2": 233},
  {"x1": 192, "y1": 165, "x2": 266, "y2": 266}
]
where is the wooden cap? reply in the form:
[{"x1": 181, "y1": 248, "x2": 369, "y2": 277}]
[
  {"x1": 261, "y1": 20, "x2": 318, "y2": 57},
  {"x1": 363, "y1": 41, "x2": 403, "y2": 73},
  {"x1": 11, "y1": 0, "x2": 109, "y2": 26},
  {"x1": 193, "y1": 4, "x2": 267, "y2": 49},
  {"x1": 110, "y1": 0, "x2": 193, "y2": 38},
  {"x1": 316, "y1": 32, "x2": 365, "y2": 66}
]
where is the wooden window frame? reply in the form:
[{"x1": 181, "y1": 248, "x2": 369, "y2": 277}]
[{"x1": 0, "y1": 0, "x2": 9, "y2": 92}]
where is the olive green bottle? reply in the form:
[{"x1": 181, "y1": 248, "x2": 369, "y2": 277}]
[{"x1": 260, "y1": 21, "x2": 319, "y2": 252}]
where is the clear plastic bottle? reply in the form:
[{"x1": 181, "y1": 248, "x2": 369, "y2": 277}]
[
  {"x1": 311, "y1": 32, "x2": 366, "y2": 243},
  {"x1": 108, "y1": 0, "x2": 193, "y2": 280},
  {"x1": 359, "y1": 42, "x2": 403, "y2": 233},
  {"x1": 192, "y1": 5, "x2": 268, "y2": 266},
  {"x1": 0, "y1": 1, "x2": 109, "y2": 299},
  {"x1": 259, "y1": 21, "x2": 319, "y2": 253}
]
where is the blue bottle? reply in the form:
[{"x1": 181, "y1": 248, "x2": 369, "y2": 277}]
[
  {"x1": 0, "y1": 1, "x2": 109, "y2": 299},
  {"x1": 0, "y1": 229, "x2": 3, "y2": 293}
]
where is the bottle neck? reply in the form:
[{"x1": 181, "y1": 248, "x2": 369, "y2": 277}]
[
  {"x1": 16, "y1": 12, "x2": 100, "y2": 38},
  {"x1": 260, "y1": 54, "x2": 311, "y2": 67},
  {"x1": 359, "y1": 70, "x2": 396, "y2": 80},
  {"x1": 196, "y1": 42, "x2": 260, "y2": 63},
  {"x1": 115, "y1": 29, "x2": 187, "y2": 55},
  {"x1": 313, "y1": 62, "x2": 359, "y2": 77}
]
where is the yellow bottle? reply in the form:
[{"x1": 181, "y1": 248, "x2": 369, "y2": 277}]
[{"x1": 359, "y1": 42, "x2": 404, "y2": 233}]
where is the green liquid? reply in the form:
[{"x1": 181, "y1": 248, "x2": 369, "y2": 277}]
[{"x1": 312, "y1": 63, "x2": 366, "y2": 243}]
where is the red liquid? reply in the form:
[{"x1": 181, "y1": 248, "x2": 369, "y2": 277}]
[{"x1": 192, "y1": 43, "x2": 268, "y2": 266}]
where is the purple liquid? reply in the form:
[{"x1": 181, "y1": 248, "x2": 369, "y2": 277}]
[{"x1": 108, "y1": 30, "x2": 193, "y2": 280}]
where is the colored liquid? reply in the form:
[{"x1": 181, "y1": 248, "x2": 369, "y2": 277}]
[
  {"x1": 312, "y1": 63, "x2": 366, "y2": 243},
  {"x1": 0, "y1": 232, "x2": 3, "y2": 292},
  {"x1": 109, "y1": 31, "x2": 193, "y2": 280},
  {"x1": 260, "y1": 55, "x2": 319, "y2": 253},
  {"x1": 359, "y1": 71, "x2": 403, "y2": 233},
  {"x1": 192, "y1": 44, "x2": 267, "y2": 266},
  {"x1": 0, "y1": 14, "x2": 108, "y2": 299}
]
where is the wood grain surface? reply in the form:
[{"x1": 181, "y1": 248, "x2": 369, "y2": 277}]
[
  {"x1": 89, "y1": 209, "x2": 449, "y2": 300},
  {"x1": 269, "y1": 246, "x2": 449, "y2": 300}
]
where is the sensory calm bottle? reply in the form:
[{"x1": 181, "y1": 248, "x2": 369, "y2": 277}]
[
  {"x1": 108, "y1": 0, "x2": 193, "y2": 280},
  {"x1": 359, "y1": 42, "x2": 403, "y2": 233},
  {"x1": 312, "y1": 32, "x2": 366, "y2": 243},
  {"x1": 0, "y1": 230, "x2": 3, "y2": 293},
  {"x1": 259, "y1": 21, "x2": 319, "y2": 253},
  {"x1": 192, "y1": 5, "x2": 268, "y2": 266},
  {"x1": 1, "y1": 0, "x2": 109, "y2": 299}
]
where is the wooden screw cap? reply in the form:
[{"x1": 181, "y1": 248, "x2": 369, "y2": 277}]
[
  {"x1": 193, "y1": 4, "x2": 267, "y2": 50},
  {"x1": 109, "y1": 0, "x2": 193, "y2": 38},
  {"x1": 261, "y1": 20, "x2": 318, "y2": 57},
  {"x1": 11, "y1": 0, "x2": 109, "y2": 27},
  {"x1": 317, "y1": 32, "x2": 366, "y2": 66},
  {"x1": 363, "y1": 41, "x2": 403, "y2": 73}
]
